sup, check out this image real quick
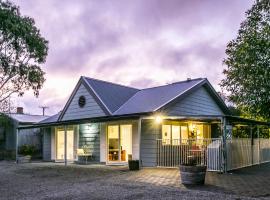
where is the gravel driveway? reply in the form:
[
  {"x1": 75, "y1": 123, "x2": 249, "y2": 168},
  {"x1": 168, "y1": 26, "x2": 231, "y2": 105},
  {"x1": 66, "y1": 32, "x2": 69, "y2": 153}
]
[{"x1": 0, "y1": 161, "x2": 262, "y2": 200}]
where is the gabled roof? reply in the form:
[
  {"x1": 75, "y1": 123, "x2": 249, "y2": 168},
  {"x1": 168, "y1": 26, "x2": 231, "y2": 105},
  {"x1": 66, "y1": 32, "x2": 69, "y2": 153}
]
[
  {"x1": 8, "y1": 113, "x2": 49, "y2": 123},
  {"x1": 39, "y1": 113, "x2": 60, "y2": 124},
  {"x1": 83, "y1": 77, "x2": 139, "y2": 113},
  {"x1": 113, "y1": 78, "x2": 206, "y2": 115},
  {"x1": 40, "y1": 76, "x2": 230, "y2": 124}
]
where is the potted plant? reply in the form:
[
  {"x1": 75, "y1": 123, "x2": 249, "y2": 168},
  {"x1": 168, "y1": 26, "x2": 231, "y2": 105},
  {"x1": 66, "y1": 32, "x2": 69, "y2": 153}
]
[
  {"x1": 128, "y1": 160, "x2": 140, "y2": 170},
  {"x1": 17, "y1": 145, "x2": 37, "y2": 163},
  {"x1": 127, "y1": 155, "x2": 140, "y2": 170},
  {"x1": 179, "y1": 153, "x2": 207, "y2": 185}
]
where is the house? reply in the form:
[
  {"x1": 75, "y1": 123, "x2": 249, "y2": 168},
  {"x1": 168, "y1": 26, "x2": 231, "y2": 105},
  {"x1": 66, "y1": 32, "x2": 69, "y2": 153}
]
[
  {"x1": 20, "y1": 76, "x2": 270, "y2": 172},
  {"x1": 0, "y1": 107, "x2": 48, "y2": 159}
]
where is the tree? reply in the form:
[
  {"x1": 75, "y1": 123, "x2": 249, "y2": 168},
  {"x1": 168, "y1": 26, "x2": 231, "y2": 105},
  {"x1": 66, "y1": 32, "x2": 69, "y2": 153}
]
[
  {"x1": 0, "y1": 1, "x2": 48, "y2": 112},
  {"x1": 220, "y1": 0, "x2": 270, "y2": 120}
]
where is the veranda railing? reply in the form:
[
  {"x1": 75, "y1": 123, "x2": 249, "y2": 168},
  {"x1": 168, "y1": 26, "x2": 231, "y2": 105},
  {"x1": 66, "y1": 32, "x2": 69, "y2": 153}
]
[{"x1": 156, "y1": 138, "x2": 223, "y2": 172}]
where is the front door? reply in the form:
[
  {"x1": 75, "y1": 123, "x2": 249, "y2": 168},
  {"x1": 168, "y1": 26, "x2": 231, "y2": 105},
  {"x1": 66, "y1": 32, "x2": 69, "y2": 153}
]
[
  {"x1": 107, "y1": 124, "x2": 132, "y2": 163},
  {"x1": 56, "y1": 128, "x2": 74, "y2": 161}
]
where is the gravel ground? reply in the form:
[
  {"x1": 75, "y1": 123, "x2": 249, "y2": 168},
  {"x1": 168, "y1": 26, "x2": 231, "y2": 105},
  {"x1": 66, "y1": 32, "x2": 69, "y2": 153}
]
[{"x1": 0, "y1": 161, "x2": 262, "y2": 200}]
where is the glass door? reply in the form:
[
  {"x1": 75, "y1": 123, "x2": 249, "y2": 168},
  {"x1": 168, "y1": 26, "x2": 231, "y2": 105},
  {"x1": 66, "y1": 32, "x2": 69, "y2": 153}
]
[
  {"x1": 120, "y1": 125, "x2": 132, "y2": 162},
  {"x1": 107, "y1": 124, "x2": 132, "y2": 163},
  {"x1": 108, "y1": 125, "x2": 120, "y2": 162},
  {"x1": 56, "y1": 128, "x2": 74, "y2": 161}
]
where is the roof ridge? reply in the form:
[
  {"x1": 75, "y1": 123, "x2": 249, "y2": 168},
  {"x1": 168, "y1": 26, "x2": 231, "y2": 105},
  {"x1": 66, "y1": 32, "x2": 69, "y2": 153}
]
[
  {"x1": 153, "y1": 78, "x2": 206, "y2": 111},
  {"x1": 9, "y1": 113, "x2": 49, "y2": 117},
  {"x1": 140, "y1": 78, "x2": 205, "y2": 91},
  {"x1": 82, "y1": 76, "x2": 113, "y2": 115},
  {"x1": 82, "y1": 76, "x2": 140, "y2": 91},
  {"x1": 113, "y1": 78, "x2": 206, "y2": 115},
  {"x1": 112, "y1": 89, "x2": 141, "y2": 115}
]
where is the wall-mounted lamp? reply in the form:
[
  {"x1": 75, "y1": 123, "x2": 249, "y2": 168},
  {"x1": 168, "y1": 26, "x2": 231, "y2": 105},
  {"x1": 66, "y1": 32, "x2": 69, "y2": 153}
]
[{"x1": 155, "y1": 115, "x2": 163, "y2": 124}]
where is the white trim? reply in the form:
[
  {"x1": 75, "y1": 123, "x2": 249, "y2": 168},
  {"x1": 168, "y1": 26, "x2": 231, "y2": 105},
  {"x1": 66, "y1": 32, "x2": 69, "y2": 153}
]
[
  {"x1": 82, "y1": 76, "x2": 112, "y2": 115},
  {"x1": 153, "y1": 79, "x2": 206, "y2": 111},
  {"x1": 138, "y1": 117, "x2": 142, "y2": 164}
]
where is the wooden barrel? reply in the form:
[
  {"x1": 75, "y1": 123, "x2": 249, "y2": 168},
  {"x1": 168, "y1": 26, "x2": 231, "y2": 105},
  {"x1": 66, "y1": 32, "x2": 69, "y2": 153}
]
[{"x1": 179, "y1": 165, "x2": 207, "y2": 185}]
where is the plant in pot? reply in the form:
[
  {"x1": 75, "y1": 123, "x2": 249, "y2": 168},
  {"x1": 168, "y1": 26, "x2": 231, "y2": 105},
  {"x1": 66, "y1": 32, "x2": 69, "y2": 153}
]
[
  {"x1": 17, "y1": 145, "x2": 37, "y2": 163},
  {"x1": 179, "y1": 152, "x2": 207, "y2": 185},
  {"x1": 128, "y1": 154, "x2": 140, "y2": 170}
]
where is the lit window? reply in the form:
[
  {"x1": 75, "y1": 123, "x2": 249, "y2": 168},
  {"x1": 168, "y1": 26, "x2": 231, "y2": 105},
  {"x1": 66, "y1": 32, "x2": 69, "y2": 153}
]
[
  {"x1": 181, "y1": 126, "x2": 188, "y2": 143},
  {"x1": 172, "y1": 125, "x2": 180, "y2": 145},
  {"x1": 162, "y1": 125, "x2": 171, "y2": 145}
]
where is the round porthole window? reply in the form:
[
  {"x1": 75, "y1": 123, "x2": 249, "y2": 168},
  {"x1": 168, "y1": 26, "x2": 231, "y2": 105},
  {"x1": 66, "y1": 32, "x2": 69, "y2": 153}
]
[{"x1": 78, "y1": 96, "x2": 86, "y2": 108}]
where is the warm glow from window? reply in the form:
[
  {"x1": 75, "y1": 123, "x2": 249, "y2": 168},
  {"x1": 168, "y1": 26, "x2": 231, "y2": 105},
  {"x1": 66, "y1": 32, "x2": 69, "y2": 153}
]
[{"x1": 162, "y1": 125, "x2": 171, "y2": 145}]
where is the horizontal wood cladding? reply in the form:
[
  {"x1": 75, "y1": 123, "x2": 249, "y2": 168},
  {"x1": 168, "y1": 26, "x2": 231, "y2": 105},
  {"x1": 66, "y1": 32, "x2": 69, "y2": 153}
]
[
  {"x1": 164, "y1": 86, "x2": 224, "y2": 116},
  {"x1": 42, "y1": 128, "x2": 51, "y2": 161},
  {"x1": 62, "y1": 83, "x2": 106, "y2": 121},
  {"x1": 140, "y1": 119, "x2": 160, "y2": 167},
  {"x1": 79, "y1": 123, "x2": 100, "y2": 162}
]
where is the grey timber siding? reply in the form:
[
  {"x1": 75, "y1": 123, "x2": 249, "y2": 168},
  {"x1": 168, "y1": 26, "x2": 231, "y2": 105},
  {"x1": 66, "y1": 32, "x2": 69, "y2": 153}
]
[
  {"x1": 164, "y1": 86, "x2": 224, "y2": 116},
  {"x1": 79, "y1": 123, "x2": 100, "y2": 162},
  {"x1": 19, "y1": 128, "x2": 42, "y2": 150},
  {"x1": 42, "y1": 128, "x2": 51, "y2": 161},
  {"x1": 4, "y1": 121, "x2": 17, "y2": 150},
  {"x1": 140, "y1": 119, "x2": 161, "y2": 167},
  {"x1": 62, "y1": 84, "x2": 106, "y2": 121}
]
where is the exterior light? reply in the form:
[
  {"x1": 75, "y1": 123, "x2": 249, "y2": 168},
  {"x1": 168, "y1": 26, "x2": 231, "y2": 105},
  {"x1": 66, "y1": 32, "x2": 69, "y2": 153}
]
[{"x1": 155, "y1": 115, "x2": 163, "y2": 124}]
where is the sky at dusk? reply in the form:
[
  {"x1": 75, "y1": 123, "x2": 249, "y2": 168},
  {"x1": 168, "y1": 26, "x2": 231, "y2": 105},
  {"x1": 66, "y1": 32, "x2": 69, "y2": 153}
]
[{"x1": 12, "y1": 0, "x2": 253, "y2": 116}]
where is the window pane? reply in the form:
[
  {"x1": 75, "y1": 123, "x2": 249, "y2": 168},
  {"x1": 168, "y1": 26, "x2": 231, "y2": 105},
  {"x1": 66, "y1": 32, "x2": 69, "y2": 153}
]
[
  {"x1": 108, "y1": 125, "x2": 119, "y2": 161},
  {"x1": 120, "y1": 125, "x2": 132, "y2": 162},
  {"x1": 162, "y1": 125, "x2": 171, "y2": 145},
  {"x1": 172, "y1": 125, "x2": 180, "y2": 145},
  {"x1": 203, "y1": 125, "x2": 211, "y2": 138},
  {"x1": 196, "y1": 125, "x2": 204, "y2": 139},
  {"x1": 181, "y1": 126, "x2": 188, "y2": 143}
]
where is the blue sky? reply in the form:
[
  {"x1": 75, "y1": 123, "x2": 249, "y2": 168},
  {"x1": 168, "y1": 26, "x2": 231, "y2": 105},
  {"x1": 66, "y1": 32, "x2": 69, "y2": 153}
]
[{"x1": 12, "y1": 0, "x2": 253, "y2": 116}]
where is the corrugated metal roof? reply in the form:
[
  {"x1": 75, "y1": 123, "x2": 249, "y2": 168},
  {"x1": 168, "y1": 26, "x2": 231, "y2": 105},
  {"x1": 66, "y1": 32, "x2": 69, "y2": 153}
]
[
  {"x1": 113, "y1": 78, "x2": 205, "y2": 115},
  {"x1": 83, "y1": 77, "x2": 139, "y2": 113},
  {"x1": 38, "y1": 113, "x2": 60, "y2": 124},
  {"x1": 35, "y1": 77, "x2": 223, "y2": 125},
  {"x1": 8, "y1": 113, "x2": 49, "y2": 123}
]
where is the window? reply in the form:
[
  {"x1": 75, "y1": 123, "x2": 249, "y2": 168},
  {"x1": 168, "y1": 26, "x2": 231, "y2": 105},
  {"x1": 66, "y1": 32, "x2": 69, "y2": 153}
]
[
  {"x1": 172, "y1": 125, "x2": 180, "y2": 145},
  {"x1": 78, "y1": 96, "x2": 86, "y2": 108},
  {"x1": 181, "y1": 126, "x2": 188, "y2": 141},
  {"x1": 162, "y1": 124, "x2": 188, "y2": 145},
  {"x1": 162, "y1": 125, "x2": 171, "y2": 145}
]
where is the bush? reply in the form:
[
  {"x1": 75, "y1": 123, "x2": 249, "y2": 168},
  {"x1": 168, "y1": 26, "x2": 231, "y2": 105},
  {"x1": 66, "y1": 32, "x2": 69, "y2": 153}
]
[
  {"x1": 0, "y1": 150, "x2": 16, "y2": 160},
  {"x1": 19, "y1": 145, "x2": 38, "y2": 156}
]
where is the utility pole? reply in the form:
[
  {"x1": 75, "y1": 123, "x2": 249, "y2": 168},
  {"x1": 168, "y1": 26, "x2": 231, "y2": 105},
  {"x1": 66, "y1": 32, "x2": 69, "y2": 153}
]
[{"x1": 39, "y1": 106, "x2": 49, "y2": 116}]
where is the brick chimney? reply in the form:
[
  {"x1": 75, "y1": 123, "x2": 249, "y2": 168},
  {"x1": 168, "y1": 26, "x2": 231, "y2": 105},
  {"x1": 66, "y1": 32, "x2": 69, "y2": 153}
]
[{"x1": 16, "y1": 107, "x2": 24, "y2": 114}]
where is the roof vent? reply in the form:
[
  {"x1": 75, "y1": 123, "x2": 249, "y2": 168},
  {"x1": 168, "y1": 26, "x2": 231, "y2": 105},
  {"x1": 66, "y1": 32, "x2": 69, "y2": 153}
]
[
  {"x1": 187, "y1": 78, "x2": 191, "y2": 81},
  {"x1": 16, "y1": 107, "x2": 23, "y2": 114}
]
